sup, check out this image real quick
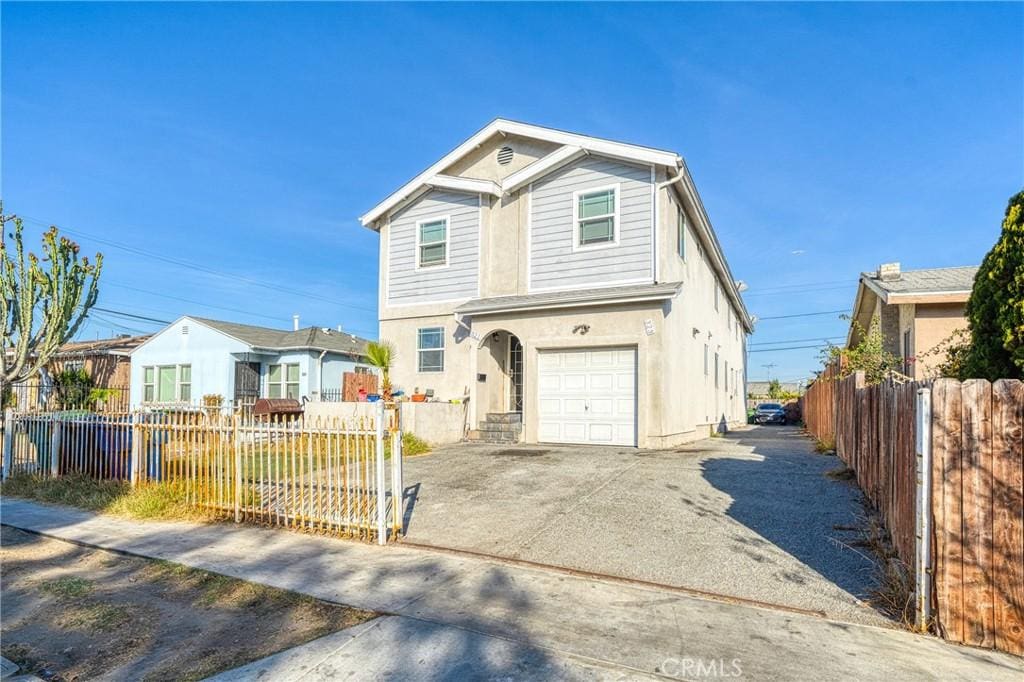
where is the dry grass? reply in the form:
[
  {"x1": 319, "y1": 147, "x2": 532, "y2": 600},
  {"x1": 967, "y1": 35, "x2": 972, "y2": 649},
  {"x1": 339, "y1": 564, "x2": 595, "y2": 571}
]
[
  {"x1": 2, "y1": 473, "x2": 220, "y2": 522},
  {"x1": 814, "y1": 435, "x2": 836, "y2": 454}
]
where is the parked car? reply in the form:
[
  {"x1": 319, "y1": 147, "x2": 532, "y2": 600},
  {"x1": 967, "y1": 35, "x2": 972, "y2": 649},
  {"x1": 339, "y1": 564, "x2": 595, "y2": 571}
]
[{"x1": 754, "y1": 403, "x2": 787, "y2": 425}]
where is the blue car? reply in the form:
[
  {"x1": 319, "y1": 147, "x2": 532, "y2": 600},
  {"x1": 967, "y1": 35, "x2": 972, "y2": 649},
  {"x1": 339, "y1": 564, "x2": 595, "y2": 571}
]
[{"x1": 754, "y1": 403, "x2": 787, "y2": 425}]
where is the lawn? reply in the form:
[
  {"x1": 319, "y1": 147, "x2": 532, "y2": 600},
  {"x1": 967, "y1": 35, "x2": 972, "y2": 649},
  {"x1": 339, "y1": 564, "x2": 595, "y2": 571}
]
[{"x1": 0, "y1": 526, "x2": 375, "y2": 681}]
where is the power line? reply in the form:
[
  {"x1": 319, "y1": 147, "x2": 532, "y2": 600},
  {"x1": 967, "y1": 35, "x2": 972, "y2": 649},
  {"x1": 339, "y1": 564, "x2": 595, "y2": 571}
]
[
  {"x1": 92, "y1": 307, "x2": 172, "y2": 325},
  {"x1": 745, "y1": 279, "x2": 855, "y2": 294},
  {"x1": 750, "y1": 335, "x2": 845, "y2": 346},
  {"x1": 749, "y1": 343, "x2": 834, "y2": 353},
  {"x1": 18, "y1": 214, "x2": 378, "y2": 314},
  {"x1": 756, "y1": 309, "x2": 848, "y2": 321},
  {"x1": 744, "y1": 284, "x2": 854, "y2": 298}
]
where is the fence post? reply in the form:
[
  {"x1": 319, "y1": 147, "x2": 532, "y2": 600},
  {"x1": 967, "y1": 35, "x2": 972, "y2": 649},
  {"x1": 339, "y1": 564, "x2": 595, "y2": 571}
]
[
  {"x1": 49, "y1": 417, "x2": 63, "y2": 478},
  {"x1": 391, "y1": 404, "x2": 404, "y2": 539},
  {"x1": 915, "y1": 386, "x2": 933, "y2": 632},
  {"x1": 375, "y1": 400, "x2": 386, "y2": 545},
  {"x1": 130, "y1": 412, "x2": 142, "y2": 486},
  {"x1": 233, "y1": 413, "x2": 241, "y2": 523},
  {"x1": 2, "y1": 408, "x2": 14, "y2": 481}
]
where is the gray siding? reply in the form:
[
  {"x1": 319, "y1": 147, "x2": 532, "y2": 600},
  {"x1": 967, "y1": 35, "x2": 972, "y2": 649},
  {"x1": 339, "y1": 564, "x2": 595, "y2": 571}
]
[
  {"x1": 388, "y1": 190, "x2": 480, "y2": 305},
  {"x1": 530, "y1": 155, "x2": 653, "y2": 291}
]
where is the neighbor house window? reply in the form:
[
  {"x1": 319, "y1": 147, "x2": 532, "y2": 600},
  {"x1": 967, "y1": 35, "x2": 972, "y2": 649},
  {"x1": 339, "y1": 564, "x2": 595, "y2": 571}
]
[
  {"x1": 574, "y1": 186, "x2": 618, "y2": 247},
  {"x1": 143, "y1": 365, "x2": 190, "y2": 402},
  {"x1": 417, "y1": 327, "x2": 445, "y2": 372},
  {"x1": 354, "y1": 365, "x2": 373, "y2": 375},
  {"x1": 417, "y1": 217, "x2": 448, "y2": 268},
  {"x1": 714, "y1": 353, "x2": 720, "y2": 389},
  {"x1": 268, "y1": 363, "x2": 300, "y2": 399},
  {"x1": 704, "y1": 344, "x2": 709, "y2": 376},
  {"x1": 725, "y1": 361, "x2": 729, "y2": 392},
  {"x1": 677, "y1": 207, "x2": 686, "y2": 259},
  {"x1": 714, "y1": 282, "x2": 720, "y2": 311}
]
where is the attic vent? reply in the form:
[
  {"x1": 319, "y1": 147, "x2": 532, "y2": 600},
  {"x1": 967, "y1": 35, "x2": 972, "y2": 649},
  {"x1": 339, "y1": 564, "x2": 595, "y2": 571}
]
[
  {"x1": 496, "y1": 146, "x2": 514, "y2": 165},
  {"x1": 181, "y1": 325, "x2": 190, "y2": 335}
]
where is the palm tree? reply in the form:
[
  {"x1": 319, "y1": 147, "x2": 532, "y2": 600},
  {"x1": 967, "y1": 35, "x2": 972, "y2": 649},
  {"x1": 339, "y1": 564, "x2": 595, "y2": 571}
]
[{"x1": 365, "y1": 340, "x2": 396, "y2": 400}]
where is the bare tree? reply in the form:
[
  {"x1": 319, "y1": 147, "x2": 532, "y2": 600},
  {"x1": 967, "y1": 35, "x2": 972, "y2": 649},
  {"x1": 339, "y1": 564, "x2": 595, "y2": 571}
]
[{"x1": 1, "y1": 209, "x2": 103, "y2": 387}]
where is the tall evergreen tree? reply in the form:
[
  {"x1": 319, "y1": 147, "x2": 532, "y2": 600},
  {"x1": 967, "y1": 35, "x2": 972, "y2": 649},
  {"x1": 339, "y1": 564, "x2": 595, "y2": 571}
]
[{"x1": 963, "y1": 191, "x2": 1024, "y2": 379}]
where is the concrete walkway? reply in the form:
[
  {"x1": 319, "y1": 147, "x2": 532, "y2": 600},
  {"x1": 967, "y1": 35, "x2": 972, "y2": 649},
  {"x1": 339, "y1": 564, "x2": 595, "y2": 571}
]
[{"x1": 3, "y1": 499, "x2": 1021, "y2": 681}]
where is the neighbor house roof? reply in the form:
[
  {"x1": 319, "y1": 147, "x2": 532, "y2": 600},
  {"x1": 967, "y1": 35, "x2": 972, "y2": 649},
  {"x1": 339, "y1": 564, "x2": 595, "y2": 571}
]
[
  {"x1": 54, "y1": 334, "x2": 152, "y2": 358},
  {"x1": 189, "y1": 317, "x2": 371, "y2": 356},
  {"x1": 454, "y1": 282, "x2": 682, "y2": 316},
  {"x1": 862, "y1": 265, "x2": 978, "y2": 302}
]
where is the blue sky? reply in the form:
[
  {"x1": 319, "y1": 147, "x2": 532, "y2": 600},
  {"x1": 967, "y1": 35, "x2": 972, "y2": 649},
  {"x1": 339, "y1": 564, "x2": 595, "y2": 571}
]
[{"x1": 3, "y1": 2, "x2": 1021, "y2": 382}]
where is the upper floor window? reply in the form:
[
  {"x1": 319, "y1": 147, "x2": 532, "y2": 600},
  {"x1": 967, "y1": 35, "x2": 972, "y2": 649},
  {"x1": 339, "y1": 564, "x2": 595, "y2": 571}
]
[
  {"x1": 268, "y1": 363, "x2": 300, "y2": 399},
  {"x1": 703, "y1": 344, "x2": 709, "y2": 377},
  {"x1": 417, "y1": 327, "x2": 445, "y2": 372},
  {"x1": 677, "y1": 207, "x2": 687, "y2": 260},
  {"x1": 143, "y1": 364, "x2": 191, "y2": 403},
  {"x1": 573, "y1": 185, "x2": 618, "y2": 248},
  {"x1": 714, "y1": 281, "x2": 720, "y2": 311},
  {"x1": 416, "y1": 216, "x2": 449, "y2": 268}
]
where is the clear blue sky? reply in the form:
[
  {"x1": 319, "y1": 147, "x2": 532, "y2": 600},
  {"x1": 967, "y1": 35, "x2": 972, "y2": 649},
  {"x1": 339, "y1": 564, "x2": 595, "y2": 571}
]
[{"x1": 3, "y1": 2, "x2": 1021, "y2": 382}]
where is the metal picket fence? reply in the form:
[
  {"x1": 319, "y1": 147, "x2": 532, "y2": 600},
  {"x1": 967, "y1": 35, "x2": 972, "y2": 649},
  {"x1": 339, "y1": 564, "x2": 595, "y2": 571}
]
[{"x1": 1, "y1": 403, "x2": 405, "y2": 544}]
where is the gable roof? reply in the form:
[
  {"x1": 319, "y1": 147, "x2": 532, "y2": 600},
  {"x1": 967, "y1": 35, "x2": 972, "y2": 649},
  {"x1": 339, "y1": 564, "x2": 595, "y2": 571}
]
[
  {"x1": 190, "y1": 317, "x2": 370, "y2": 356},
  {"x1": 55, "y1": 334, "x2": 152, "y2": 357},
  {"x1": 359, "y1": 118, "x2": 681, "y2": 229},
  {"x1": 862, "y1": 265, "x2": 977, "y2": 300}
]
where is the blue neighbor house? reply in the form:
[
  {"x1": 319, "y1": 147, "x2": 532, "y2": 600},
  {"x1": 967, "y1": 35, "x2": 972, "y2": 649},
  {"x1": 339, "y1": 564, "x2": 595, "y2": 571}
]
[{"x1": 129, "y1": 316, "x2": 373, "y2": 408}]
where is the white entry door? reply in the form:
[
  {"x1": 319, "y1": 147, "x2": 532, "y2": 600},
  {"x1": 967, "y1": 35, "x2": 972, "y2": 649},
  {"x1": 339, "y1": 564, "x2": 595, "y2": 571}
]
[{"x1": 537, "y1": 347, "x2": 637, "y2": 446}]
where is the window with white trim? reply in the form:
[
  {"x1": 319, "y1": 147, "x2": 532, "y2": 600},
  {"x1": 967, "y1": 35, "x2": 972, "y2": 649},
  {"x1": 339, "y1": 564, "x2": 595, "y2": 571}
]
[
  {"x1": 143, "y1": 364, "x2": 191, "y2": 403},
  {"x1": 714, "y1": 352, "x2": 720, "y2": 389},
  {"x1": 268, "y1": 363, "x2": 300, "y2": 399},
  {"x1": 417, "y1": 327, "x2": 445, "y2": 372},
  {"x1": 725, "y1": 360, "x2": 729, "y2": 392},
  {"x1": 574, "y1": 186, "x2": 617, "y2": 247},
  {"x1": 677, "y1": 206, "x2": 687, "y2": 260},
  {"x1": 703, "y1": 344, "x2": 709, "y2": 377},
  {"x1": 714, "y1": 281, "x2": 720, "y2": 311},
  {"x1": 417, "y1": 217, "x2": 448, "y2": 267}
]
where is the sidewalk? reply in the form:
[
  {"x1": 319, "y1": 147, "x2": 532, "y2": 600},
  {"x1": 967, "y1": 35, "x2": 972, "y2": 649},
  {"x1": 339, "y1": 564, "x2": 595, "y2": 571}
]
[{"x1": 2, "y1": 498, "x2": 1021, "y2": 681}]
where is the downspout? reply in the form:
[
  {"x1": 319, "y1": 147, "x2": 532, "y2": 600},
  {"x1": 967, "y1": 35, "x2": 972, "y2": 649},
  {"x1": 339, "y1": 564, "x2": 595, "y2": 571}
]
[{"x1": 317, "y1": 349, "x2": 327, "y2": 400}]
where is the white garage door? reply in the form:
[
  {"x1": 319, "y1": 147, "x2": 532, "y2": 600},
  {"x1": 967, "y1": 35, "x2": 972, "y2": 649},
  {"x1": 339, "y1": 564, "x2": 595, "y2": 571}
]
[{"x1": 537, "y1": 347, "x2": 637, "y2": 446}]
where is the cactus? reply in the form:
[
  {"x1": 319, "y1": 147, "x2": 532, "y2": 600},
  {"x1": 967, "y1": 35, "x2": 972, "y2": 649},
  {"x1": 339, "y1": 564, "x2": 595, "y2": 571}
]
[{"x1": 1, "y1": 207, "x2": 103, "y2": 386}]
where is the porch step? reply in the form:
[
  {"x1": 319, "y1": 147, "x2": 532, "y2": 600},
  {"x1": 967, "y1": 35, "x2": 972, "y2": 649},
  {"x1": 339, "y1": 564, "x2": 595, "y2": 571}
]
[
  {"x1": 466, "y1": 413, "x2": 523, "y2": 443},
  {"x1": 484, "y1": 412, "x2": 522, "y2": 425}
]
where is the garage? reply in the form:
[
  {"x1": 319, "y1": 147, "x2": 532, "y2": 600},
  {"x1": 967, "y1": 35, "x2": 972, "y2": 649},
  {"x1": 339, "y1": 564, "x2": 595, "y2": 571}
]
[{"x1": 536, "y1": 347, "x2": 637, "y2": 446}]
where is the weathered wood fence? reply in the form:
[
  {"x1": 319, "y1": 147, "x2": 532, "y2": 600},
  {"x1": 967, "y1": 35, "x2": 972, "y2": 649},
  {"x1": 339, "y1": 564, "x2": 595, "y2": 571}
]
[
  {"x1": 803, "y1": 371, "x2": 1024, "y2": 655},
  {"x1": 342, "y1": 372, "x2": 379, "y2": 402}
]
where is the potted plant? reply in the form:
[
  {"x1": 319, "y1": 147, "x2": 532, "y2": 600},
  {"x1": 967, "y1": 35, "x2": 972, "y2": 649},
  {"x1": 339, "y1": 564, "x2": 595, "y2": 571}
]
[{"x1": 365, "y1": 340, "x2": 396, "y2": 402}]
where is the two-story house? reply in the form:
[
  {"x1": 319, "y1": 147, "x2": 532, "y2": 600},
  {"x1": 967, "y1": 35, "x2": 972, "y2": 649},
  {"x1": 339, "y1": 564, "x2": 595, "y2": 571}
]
[{"x1": 361, "y1": 120, "x2": 752, "y2": 447}]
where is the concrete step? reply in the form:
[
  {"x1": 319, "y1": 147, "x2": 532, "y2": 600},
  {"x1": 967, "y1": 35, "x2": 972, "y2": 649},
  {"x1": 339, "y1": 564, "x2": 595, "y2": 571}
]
[
  {"x1": 465, "y1": 429, "x2": 520, "y2": 444},
  {"x1": 477, "y1": 421, "x2": 522, "y2": 434},
  {"x1": 484, "y1": 412, "x2": 522, "y2": 424}
]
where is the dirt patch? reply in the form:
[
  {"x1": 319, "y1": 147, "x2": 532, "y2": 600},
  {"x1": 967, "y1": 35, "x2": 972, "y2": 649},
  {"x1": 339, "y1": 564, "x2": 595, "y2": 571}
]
[
  {"x1": 0, "y1": 526, "x2": 375, "y2": 681},
  {"x1": 489, "y1": 449, "x2": 549, "y2": 457}
]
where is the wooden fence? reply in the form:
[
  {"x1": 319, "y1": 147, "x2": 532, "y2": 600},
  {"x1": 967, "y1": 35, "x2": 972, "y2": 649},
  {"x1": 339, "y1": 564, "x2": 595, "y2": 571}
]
[
  {"x1": 342, "y1": 372, "x2": 379, "y2": 402},
  {"x1": 804, "y1": 372, "x2": 1024, "y2": 655},
  {"x1": 1, "y1": 407, "x2": 405, "y2": 544},
  {"x1": 801, "y1": 360, "x2": 840, "y2": 445}
]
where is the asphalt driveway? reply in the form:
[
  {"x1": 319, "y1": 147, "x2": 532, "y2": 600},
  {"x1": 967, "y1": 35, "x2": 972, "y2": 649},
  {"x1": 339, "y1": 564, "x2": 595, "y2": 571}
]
[{"x1": 402, "y1": 425, "x2": 890, "y2": 626}]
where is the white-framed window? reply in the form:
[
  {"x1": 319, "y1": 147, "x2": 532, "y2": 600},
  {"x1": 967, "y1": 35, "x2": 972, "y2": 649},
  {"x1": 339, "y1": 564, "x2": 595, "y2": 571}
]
[
  {"x1": 714, "y1": 281, "x2": 720, "y2": 311},
  {"x1": 677, "y1": 206, "x2": 687, "y2": 260},
  {"x1": 354, "y1": 365, "x2": 374, "y2": 375},
  {"x1": 417, "y1": 327, "x2": 445, "y2": 372},
  {"x1": 714, "y1": 353, "x2": 720, "y2": 389},
  {"x1": 703, "y1": 344, "x2": 709, "y2": 377},
  {"x1": 416, "y1": 216, "x2": 449, "y2": 268},
  {"x1": 268, "y1": 363, "x2": 300, "y2": 399},
  {"x1": 725, "y1": 360, "x2": 730, "y2": 392},
  {"x1": 143, "y1": 364, "x2": 191, "y2": 403},
  {"x1": 573, "y1": 184, "x2": 619, "y2": 249}
]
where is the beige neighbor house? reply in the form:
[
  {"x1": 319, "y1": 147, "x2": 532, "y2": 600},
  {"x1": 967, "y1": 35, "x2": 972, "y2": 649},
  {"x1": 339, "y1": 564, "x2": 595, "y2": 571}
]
[
  {"x1": 847, "y1": 263, "x2": 977, "y2": 380},
  {"x1": 360, "y1": 119, "x2": 752, "y2": 447}
]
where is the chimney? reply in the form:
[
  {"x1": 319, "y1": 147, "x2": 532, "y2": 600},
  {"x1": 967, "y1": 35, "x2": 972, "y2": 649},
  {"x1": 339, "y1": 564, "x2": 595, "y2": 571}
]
[
  {"x1": 878, "y1": 262, "x2": 901, "y2": 281},
  {"x1": 292, "y1": 314, "x2": 300, "y2": 331}
]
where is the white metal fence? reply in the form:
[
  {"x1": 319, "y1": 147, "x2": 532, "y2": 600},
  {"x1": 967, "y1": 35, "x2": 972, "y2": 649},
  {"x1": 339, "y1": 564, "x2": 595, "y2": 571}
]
[{"x1": 1, "y1": 402, "x2": 405, "y2": 544}]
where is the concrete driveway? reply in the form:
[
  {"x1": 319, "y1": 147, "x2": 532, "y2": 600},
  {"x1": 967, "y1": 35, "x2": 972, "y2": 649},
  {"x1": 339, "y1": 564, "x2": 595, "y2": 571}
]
[{"x1": 402, "y1": 425, "x2": 889, "y2": 626}]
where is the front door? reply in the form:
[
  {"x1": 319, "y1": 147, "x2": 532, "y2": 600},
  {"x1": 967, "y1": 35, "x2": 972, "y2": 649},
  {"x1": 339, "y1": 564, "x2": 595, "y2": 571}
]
[
  {"x1": 234, "y1": 361, "x2": 260, "y2": 409},
  {"x1": 508, "y1": 335, "x2": 524, "y2": 413}
]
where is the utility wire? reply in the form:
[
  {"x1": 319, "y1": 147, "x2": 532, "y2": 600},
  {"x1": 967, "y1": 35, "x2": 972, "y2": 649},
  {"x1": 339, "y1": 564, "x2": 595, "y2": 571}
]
[
  {"x1": 756, "y1": 309, "x2": 848, "y2": 321},
  {"x1": 18, "y1": 214, "x2": 378, "y2": 314},
  {"x1": 749, "y1": 335, "x2": 845, "y2": 346},
  {"x1": 92, "y1": 307, "x2": 172, "y2": 325},
  {"x1": 748, "y1": 343, "x2": 835, "y2": 353}
]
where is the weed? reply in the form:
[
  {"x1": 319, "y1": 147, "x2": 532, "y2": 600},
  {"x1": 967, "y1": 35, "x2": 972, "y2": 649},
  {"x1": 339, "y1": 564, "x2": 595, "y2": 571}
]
[
  {"x1": 40, "y1": 576, "x2": 92, "y2": 599},
  {"x1": 59, "y1": 603, "x2": 131, "y2": 632},
  {"x1": 826, "y1": 466, "x2": 856, "y2": 481},
  {"x1": 814, "y1": 436, "x2": 836, "y2": 454},
  {"x1": 384, "y1": 432, "x2": 431, "y2": 458}
]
